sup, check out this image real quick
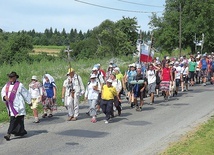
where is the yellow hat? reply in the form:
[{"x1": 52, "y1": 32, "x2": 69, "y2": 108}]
[{"x1": 67, "y1": 68, "x2": 74, "y2": 74}]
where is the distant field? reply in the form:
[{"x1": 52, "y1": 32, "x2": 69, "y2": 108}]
[{"x1": 32, "y1": 45, "x2": 65, "y2": 56}]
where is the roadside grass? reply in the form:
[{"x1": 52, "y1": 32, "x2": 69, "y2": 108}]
[
  {"x1": 161, "y1": 116, "x2": 214, "y2": 155},
  {"x1": 0, "y1": 56, "x2": 133, "y2": 123}
]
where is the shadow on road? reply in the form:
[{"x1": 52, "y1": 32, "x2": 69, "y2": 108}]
[
  {"x1": 9, "y1": 130, "x2": 48, "y2": 141},
  {"x1": 125, "y1": 121, "x2": 151, "y2": 126},
  {"x1": 142, "y1": 107, "x2": 155, "y2": 111},
  {"x1": 58, "y1": 129, "x2": 109, "y2": 138},
  {"x1": 39, "y1": 116, "x2": 64, "y2": 124}
]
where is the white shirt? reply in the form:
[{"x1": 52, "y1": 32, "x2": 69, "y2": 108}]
[
  {"x1": 1, "y1": 82, "x2": 31, "y2": 116},
  {"x1": 112, "y1": 79, "x2": 122, "y2": 93},
  {"x1": 85, "y1": 80, "x2": 101, "y2": 100},
  {"x1": 181, "y1": 67, "x2": 188, "y2": 75},
  {"x1": 72, "y1": 74, "x2": 85, "y2": 96},
  {"x1": 175, "y1": 66, "x2": 182, "y2": 79},
  {"x1": 63, "y1": 77, "x2": 73, "y2": 97},
  {"x1": 146, "y1": 70, "x2": 156, "y2": 84},
  {"x1": 29, "y1": 81, "x2": 43, "y2": 98}
]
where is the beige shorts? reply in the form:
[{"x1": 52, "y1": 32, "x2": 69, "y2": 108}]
[{"x1": 31, "y1": 98, "x2": 39, "y2": 109}]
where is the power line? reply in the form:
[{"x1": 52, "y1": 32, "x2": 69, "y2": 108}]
[
  {"x1": 118, "y1": 0, "x2": 164, "y2": 8},
  {"x1": 74, "y1": 0, "x2": 163, "y2": 14}
]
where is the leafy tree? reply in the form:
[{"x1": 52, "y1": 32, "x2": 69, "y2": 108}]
[{"x1": 149, "y1": 0, "x2": 214, "y2": 53}]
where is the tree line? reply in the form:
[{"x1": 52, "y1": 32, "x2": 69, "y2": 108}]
[{"x1": 1, "y1": 17, "x2": 152, "y2": 64}]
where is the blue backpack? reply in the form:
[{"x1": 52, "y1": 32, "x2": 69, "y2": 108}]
[{"x1": 201, "y1": 59, "x2": 207, "y2": 70}]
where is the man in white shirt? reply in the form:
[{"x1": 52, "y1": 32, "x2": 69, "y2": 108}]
[
  {"x1": 62, "y1": 68, "x2": 85, "y2": 121},
  {"x1": 146, "y1": 64, "x2": 156, "y2": 105},
  {"x1": 174, "y1": 61, "x2": 182, "y2": 95},
  {"x1": 181, "y1": 63, "x2": 189, "y2": 91}
]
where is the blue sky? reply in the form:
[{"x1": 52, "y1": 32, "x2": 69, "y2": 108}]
[{"x1": 0, "y1": 0, "x2": 165, "y2": 33}]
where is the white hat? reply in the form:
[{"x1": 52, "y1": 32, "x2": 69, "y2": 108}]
[
  {"x1": 203, "y1": 54, "x2": 207, "y2": 57},
  {"x1": 90, "y1": 74, "x2": 96, "y2": 79},
  {"x1": 31, "y1": 75, "x2": 37, "y2": 80},
  {"x1": 197, "y1": 51, "x2": 200, "y2": 54},
  {"x1": 106, "y1": 78, "x2": 113, "y2": 83},
  {"x1": 136, "y1": 64, "x2": 141, "y2": 69},
  {"x1": 175, "y1": 61, "x2": 179, "y2": 65},
  {"x1": 130, "y1": 63, "x2": 136, "y2": 67},
  {"x1": 156, "y1": 57, "x2": 159, "y2": 60},
  {"x1": 92, "y1": 67, "x2": 98, "y2": 71},
  {"x1": 166, "y1": 56, "x2": 170, "y2": 60},
  {"x1": 114, "y1": 67, "x2": 120, "y2": 71}
]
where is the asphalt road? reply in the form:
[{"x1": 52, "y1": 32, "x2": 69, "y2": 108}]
[{"x1": 0, "y1": 84, "x2": 214, "y2": 155}]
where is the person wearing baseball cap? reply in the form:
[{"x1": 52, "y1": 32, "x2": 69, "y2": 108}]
[{"x1": 100, "y1": 78, "x2": 117, "y2": 124}]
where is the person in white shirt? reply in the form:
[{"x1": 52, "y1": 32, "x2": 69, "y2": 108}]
[
  {"x1": 1, "y1": 72, "x2": 31, "y2": 141},
  {"x1": 85, "y1": 74, "x2": 101, "y2": 123},
  {"x1": 146, "y1": 64, "x2": 156, "y2": 105},
  {"x1": 181, "y1": 63, "x2": 189, "y2": 91},
  {"x1": 174, "y1": 61, "x2": 182, "y2": 95},
  {"x1": 110, "y1": 73, "x2": 122, "y2": 116},
  {"x1": 62, "y1": 68, "x2": 85, "y2": 121},
  {"x1": 29, "y1": 75, "x2": 43, "y2": 123}
]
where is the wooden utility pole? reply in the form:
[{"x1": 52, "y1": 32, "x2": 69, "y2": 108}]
[{"x1": 179, "y1": 3, "x2": 182, "y2": 57}]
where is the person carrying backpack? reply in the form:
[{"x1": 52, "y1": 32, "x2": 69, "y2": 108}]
[{"x1": 199, "y1": 54, "x2": 208, "y2": 86}]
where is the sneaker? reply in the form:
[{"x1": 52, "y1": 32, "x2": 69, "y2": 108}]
[
  {"x1": 104, "y1": 120, "x2": 109, "y2": 124},
  {"x1": 4, "y1": 134, "x2": 11, "y2": 141},
  {"x1": 42, "y1": 113, "x2": 47, "y2": 118},
  {"x1": 149, "y1": 102, "x2": 153, "y2": 105},
  {"x1": 91, "y1": 117, "x2": 97, "y2": 123},
  {"x1": 33, "y1": 120, "x2": 40, "y2": 123},
  {"x1": 203, "y1": 83, "x2": 206, "y2": 86}
]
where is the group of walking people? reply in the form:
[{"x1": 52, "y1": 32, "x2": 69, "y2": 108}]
[{"x1": 1, "y1": 52, "x2": 213, "y2": 141}]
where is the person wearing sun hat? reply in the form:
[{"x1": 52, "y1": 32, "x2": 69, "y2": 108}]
[
  {"x1": 1, "y1": 71, "x2": 32, "y2": 141},
  {"x1": 62, "y1": 68, "x2": 85, "y2": 121},
  {"x1": 29, "y1": 75, "x2": 43, "y2": 123}
]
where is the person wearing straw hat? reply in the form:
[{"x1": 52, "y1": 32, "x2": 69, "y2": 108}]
[
  {"x1": 62, "y1": 68, "x2": 85, "y2": 121},
  {"x1": 1, "y1": 71, "x2": 32, "y2": 141},
  {"x1": 29, "y1": 75, "x2": 43, "y2": 123}
]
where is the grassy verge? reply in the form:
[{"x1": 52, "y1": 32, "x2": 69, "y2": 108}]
[
  {"x1": 161, "y1": 116, "x2": 214, "y2": 155},
  {"x1": 0, "y1": 56, "x2": 133, "y2": 123}
]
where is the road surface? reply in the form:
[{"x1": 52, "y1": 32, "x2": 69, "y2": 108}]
[{"x1": 0, "y1": 84, "x2": 214, "y2": 155}]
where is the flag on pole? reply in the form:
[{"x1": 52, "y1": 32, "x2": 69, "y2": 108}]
[{"x1": 140, "y1": 44, "x2": 153, "y2": 62}]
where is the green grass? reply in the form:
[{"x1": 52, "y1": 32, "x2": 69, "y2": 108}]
[
  {"x1": 0, "y1": 56, "x2": 133, "y2": 123},
  {"x1": 161, "y1": 116, "x2": 214, "y2": 155}
]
